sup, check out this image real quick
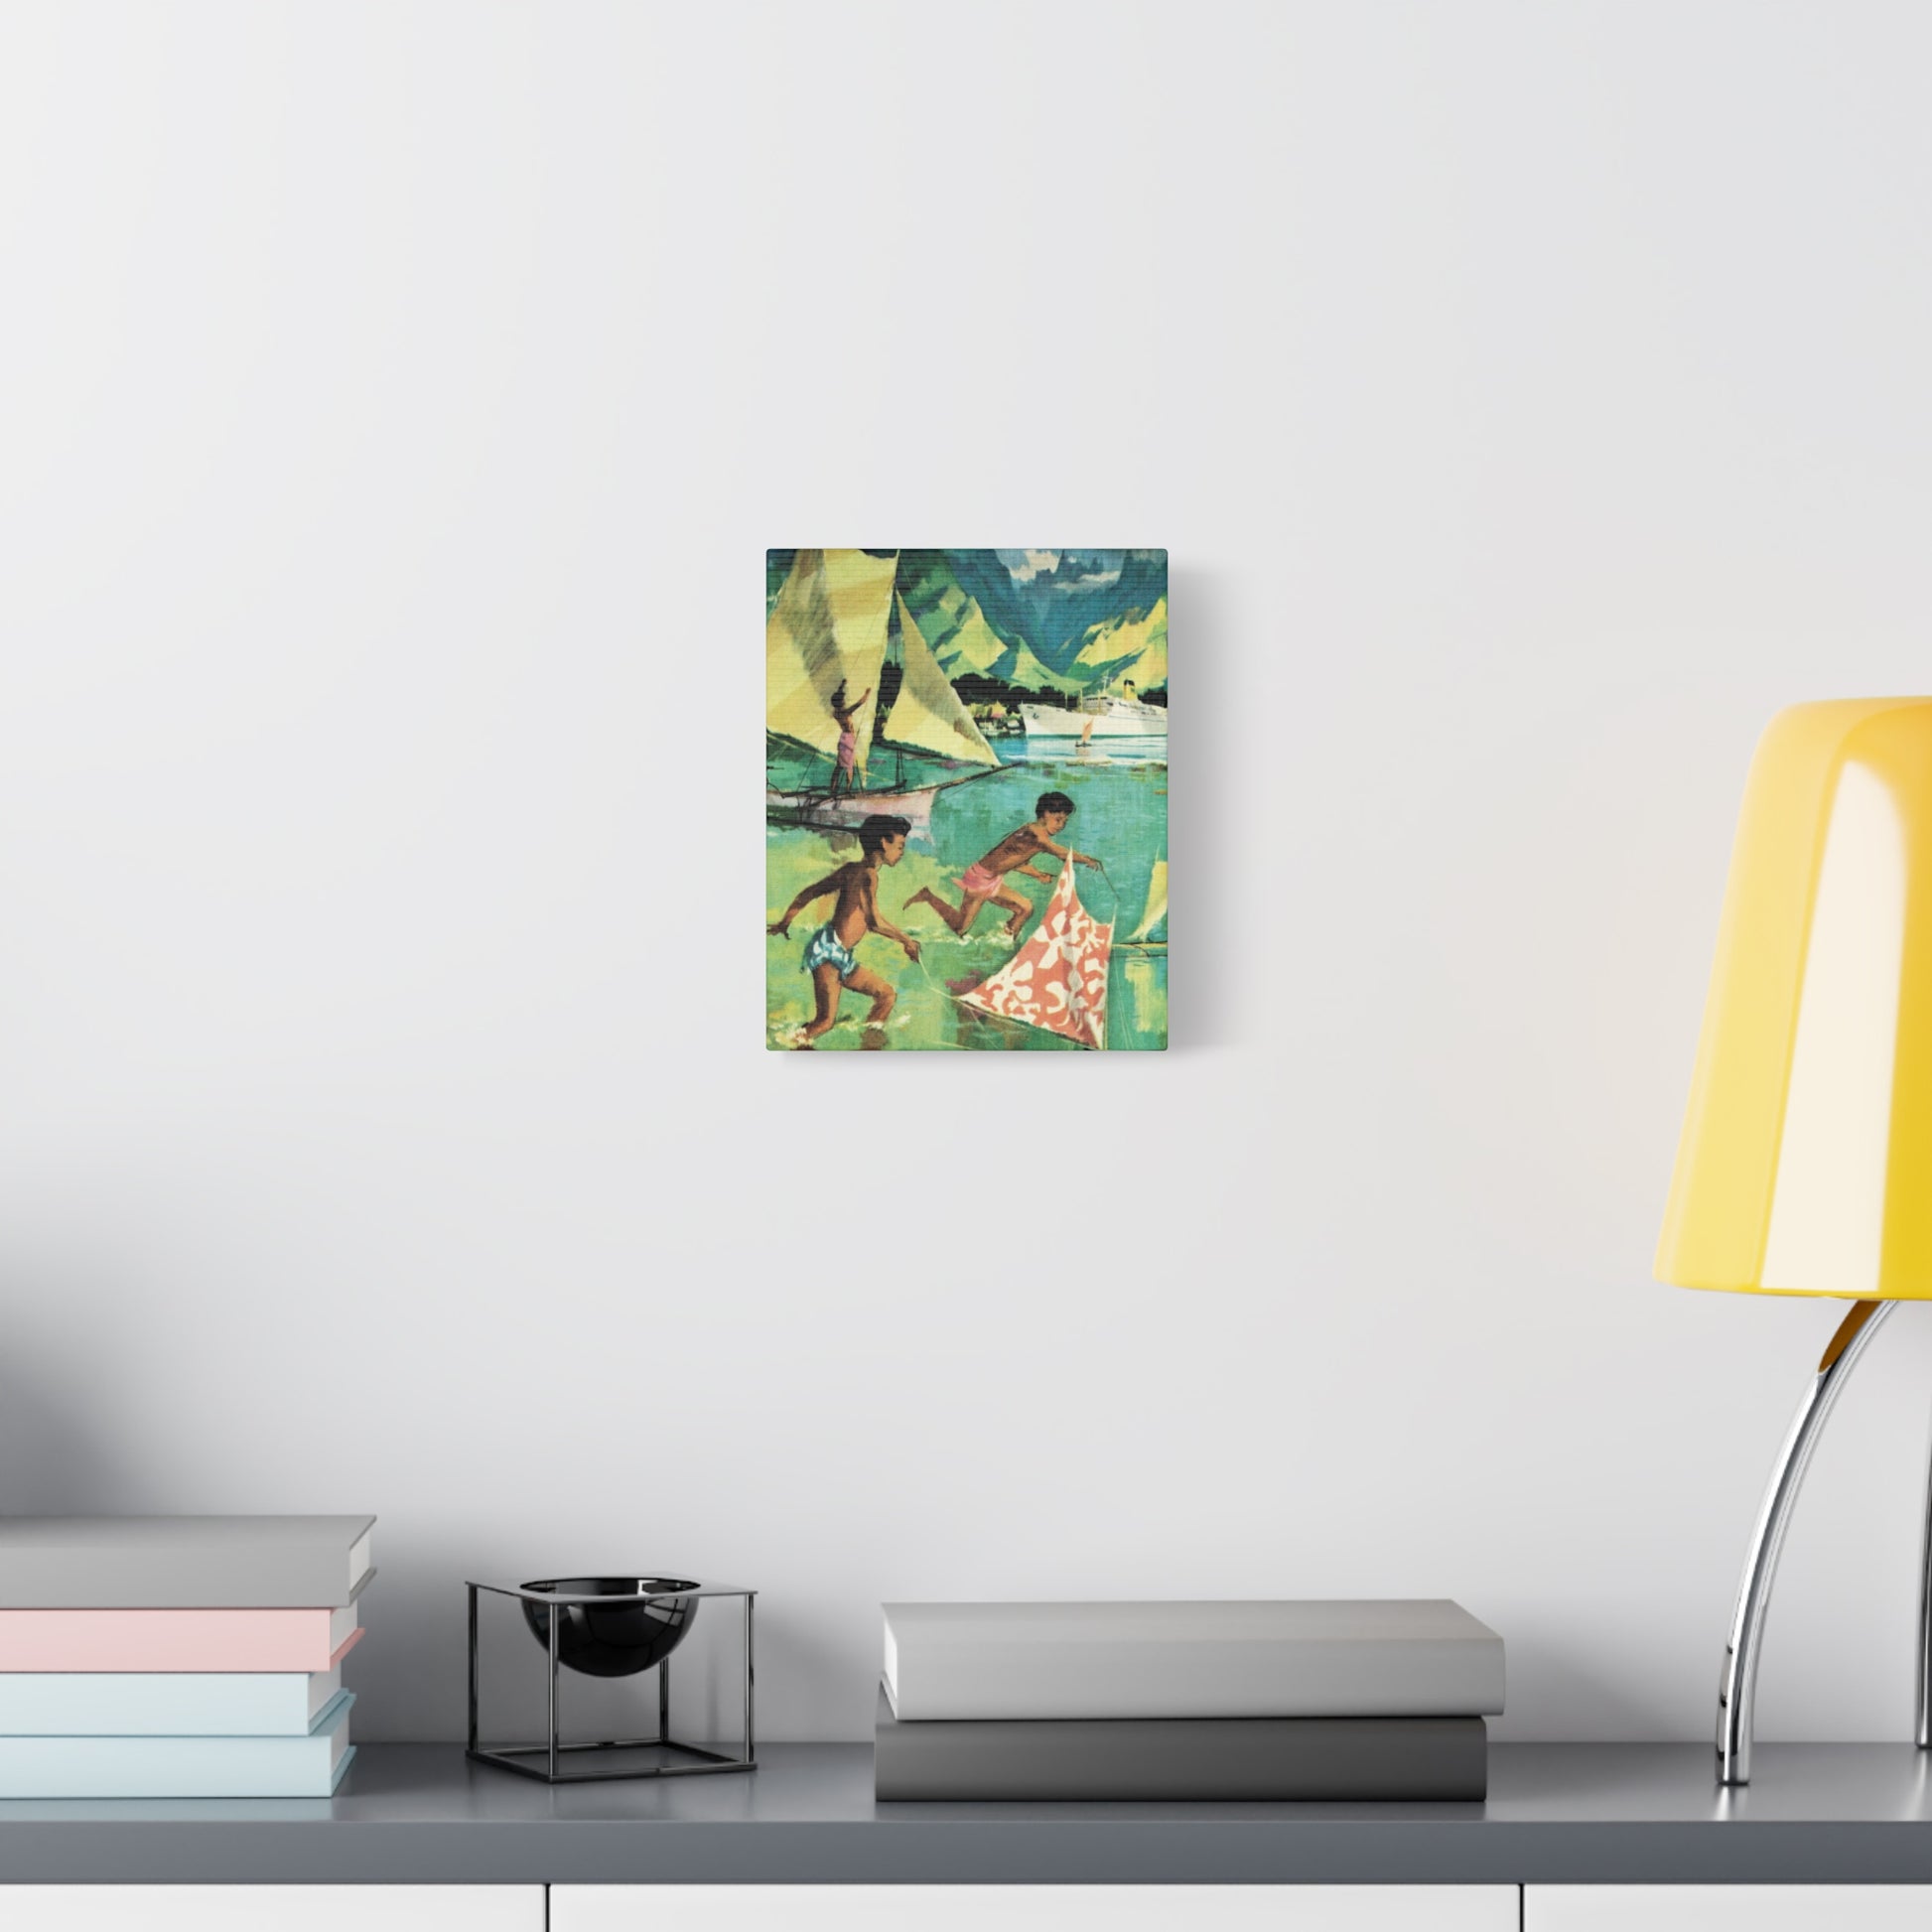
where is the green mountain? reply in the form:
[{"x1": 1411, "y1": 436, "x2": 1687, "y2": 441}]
[
  {"x1": 948, "y1": 549, "x2": 1168, "y2": 679},
  {"x1": 897, "y1": 553, "x2": 1082, "y2": 694},
  {"x1": 768, "y1": 549, "x2": 1158, "y2": 696},
  {"x1": 1067, "y1": 597, "x2": 1167, "y2": 692}
]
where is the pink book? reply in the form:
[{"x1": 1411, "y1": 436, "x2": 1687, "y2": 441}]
[{"x1": 0, "y1": 1603, "x2": 361, "y2": 1673}]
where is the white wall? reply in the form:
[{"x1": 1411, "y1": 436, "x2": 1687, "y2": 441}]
[{"x1": 5, "y1": 0, "x2": 1932, "y2": 1745}]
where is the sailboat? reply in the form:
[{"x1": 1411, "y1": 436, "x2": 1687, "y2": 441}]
[
  {"x1": 1121, "y1": 857, "x2": 1167, "y2": 950},
  {"x1": 766, "y1": 551, "x2": 1001, "y2": 843}
]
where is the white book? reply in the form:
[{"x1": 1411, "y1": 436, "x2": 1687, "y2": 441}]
[
  {"x1": 0, "y1": 1665, "x2": 343, "y2": 1734},
  {"x1": 881, "y1": 1599, "x2": 1506, "y2": 1721}
]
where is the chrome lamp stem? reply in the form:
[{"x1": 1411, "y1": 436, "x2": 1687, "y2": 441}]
[
  {"x1": 1718, "y1": 1298, "x2": 1895, "y2": 1785},
  {"x1": 1919, "y1": 1368, "x2": 1932, "y2": 1751}
]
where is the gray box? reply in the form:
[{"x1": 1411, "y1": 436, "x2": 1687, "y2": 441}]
[{"x1": 882, "y1": 1599, "x2": 1505, "y2": 1721}]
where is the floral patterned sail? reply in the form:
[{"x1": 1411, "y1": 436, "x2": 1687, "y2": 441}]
[{"x1": 961, "y1": 859, "x2": 1113, "y2": 1048}]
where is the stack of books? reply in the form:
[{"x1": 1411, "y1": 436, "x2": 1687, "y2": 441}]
[
  {"x1": 0, "y1": 1516, "x2": 374, "y2": 1797},
  {"x1": 875, "y1": 1598, "x2": 1504, "y2": 1801}
]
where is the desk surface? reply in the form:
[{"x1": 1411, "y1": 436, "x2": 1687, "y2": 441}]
[{"x1": 3, "y1": 1743, "x2": 1932, "y2": 1884}]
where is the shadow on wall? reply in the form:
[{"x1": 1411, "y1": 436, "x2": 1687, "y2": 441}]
[
  {"x1": 0, "y1": 1337, "x2": 143, "y2": 1513},
  {"x1": 1166, "y1": 566, "x2": 1231, "y2": 1051},
  {"x1": 1498, "y1": 1628, "x2": 1689, "y2": 1747}
]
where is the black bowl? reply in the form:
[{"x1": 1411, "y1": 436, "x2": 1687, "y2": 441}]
[{"x1": 519, "y1": 1577, "x2": 700, "y2": 1679}]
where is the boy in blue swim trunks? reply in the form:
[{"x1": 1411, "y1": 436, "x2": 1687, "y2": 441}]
[{"x1": 767, "y1": 814, "x2": 921, "y2": 1045}]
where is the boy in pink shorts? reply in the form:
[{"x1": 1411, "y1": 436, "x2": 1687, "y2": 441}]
[{"x1": 906, "y1": 790, "x2": 1100, "y2": 940}]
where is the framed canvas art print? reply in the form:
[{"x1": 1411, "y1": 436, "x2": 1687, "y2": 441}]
[{"x1": 766, "y1": 549, "x2": 1167, "y2": 1051}]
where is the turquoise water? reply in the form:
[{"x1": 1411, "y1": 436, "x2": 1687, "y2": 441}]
[{"x1": 765, "y1": 745, "x2": 1168, "y2": 1051}]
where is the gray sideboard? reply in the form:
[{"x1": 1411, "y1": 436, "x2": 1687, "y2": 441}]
[{"x1": 1, "y1": 1743, "x2": 1931, "y2": 1885}]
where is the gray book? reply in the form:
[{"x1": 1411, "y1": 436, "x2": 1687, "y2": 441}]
[
  {"x1": 0, "y1": 1516, "x2": 376, "y2": 1608},
  {"x1": 874, "y1": 1688, "x2": 1486, "y2": 1801},
  {"x1": 882, "y1": 1599, "x2": 1505, "y2": 1721}
]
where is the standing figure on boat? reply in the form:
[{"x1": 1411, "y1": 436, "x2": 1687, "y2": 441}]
[
  {"x1": 905, "y1": 790, "x2": 1100, "y2": 941},
  {"x1": 767, "y1": 814, "x2": 920, "y2": 1047},
  {"x1": 828, "y1": 679, "x2": 871, "y2": 797}
]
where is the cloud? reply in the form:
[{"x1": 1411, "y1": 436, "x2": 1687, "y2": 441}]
[
  {"x1": 995, "y1": 548, "x2": 1124, "y2": 592},
  {"x1": 998, "y1": 548, "x2": 1062, "y2": 584},
  {"x1": 1049, "y1": 549, "x2": 1124, "y2": 591}
]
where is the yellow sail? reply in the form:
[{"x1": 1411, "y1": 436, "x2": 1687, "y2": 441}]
[
  {"x1": 1130, "y1": 858, "x2": 1168, "y2": 941},
  {"x1": 881, "y1": 595, "x2": 1000, "y2": 767},
  {"x1": 765, "y1": 549, "x2": 898, "y2": 777}
]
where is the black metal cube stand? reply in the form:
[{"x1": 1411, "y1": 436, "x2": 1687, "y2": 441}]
[{"x1": 466, "y1": 1579, "x2": 756, "y2": 1784}]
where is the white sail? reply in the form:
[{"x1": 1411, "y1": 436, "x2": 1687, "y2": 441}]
[
  {"x1": 882, "y1": 595, "x2": 1000, "y2": 767},
  {"x1": 1130, "y1": 858, "x2": 1168, "y2": 942},
  {"x1": 765, "y1": 549, "x2": 898, "y2": 777}
]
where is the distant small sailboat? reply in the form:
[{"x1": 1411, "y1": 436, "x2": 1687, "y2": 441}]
[
  {"x1": 1124, "y1": 857, "x2": 1167, "y2": 949},
  {"x1": 766, "y1": 551, "x2": 999, "y2": 842}
]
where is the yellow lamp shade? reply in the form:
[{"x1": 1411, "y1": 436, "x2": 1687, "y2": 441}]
[{"x1": 1659, "y1": 698, "x2": 1932, "y2": 1300}]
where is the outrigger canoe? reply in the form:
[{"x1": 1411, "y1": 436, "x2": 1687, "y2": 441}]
[{"x1": 765, "y1": 771, "x2": 992, "y2": 847}]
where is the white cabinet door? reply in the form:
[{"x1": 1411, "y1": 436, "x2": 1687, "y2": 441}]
[
  {"x1": 0, "y1": 1886, "x2": 543, "y2": 1931},
  {"x1": 554, "y1": 1884, "x2": 1517, "y2": 1931},
  {"x1": 1528, "y1": 1885, "x2": 1932, "y2": 1931}
]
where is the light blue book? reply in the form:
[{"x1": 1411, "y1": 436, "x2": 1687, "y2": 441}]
[
  {"x1": 0, "y1": 1691, "x2": 353, "y2": 1797},
  {"x1": 0, "y1": 1665, "x2": 343, "y2": 1735}
]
